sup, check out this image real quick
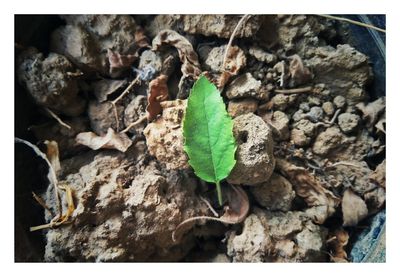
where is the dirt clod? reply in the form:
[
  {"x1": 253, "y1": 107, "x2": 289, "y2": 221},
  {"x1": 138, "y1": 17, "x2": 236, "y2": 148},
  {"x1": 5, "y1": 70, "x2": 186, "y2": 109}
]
[{"x1": 227, "y1": 113, "x2": 275, "y2": 185}]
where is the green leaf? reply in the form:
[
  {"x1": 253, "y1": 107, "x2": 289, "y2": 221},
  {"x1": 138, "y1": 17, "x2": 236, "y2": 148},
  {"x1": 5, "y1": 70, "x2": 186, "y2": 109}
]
[{"x1": 183, "y1": 75, "x2": 237, "y2": 205}]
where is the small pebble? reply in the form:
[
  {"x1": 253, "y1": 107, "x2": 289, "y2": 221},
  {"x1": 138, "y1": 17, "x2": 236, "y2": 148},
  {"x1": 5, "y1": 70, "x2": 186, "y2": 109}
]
[
  {"x1": 299, "y1": 102, "x2": 310, "y2": 112},
  {"x1": 292, "y1": 110, "x2": 305, "y2": 122},
  {"x1": 334, "y1": 95, "x2": 346, "y2": 109},
  {"x1": 307, "y1": 106, "x2": 324, "y2": 122},
  {"x1": 307, "y1": 96, "x2": 322, "y2": 106},
  {"x1": 322, "y1": 101, "x2": 335, "y2": 116},
  {"x1": 338, "y1": 113, "x2": 360, "y2": 134},
  {"x1": 266, "y1": 72, "x2": 273, "y2": 81}
]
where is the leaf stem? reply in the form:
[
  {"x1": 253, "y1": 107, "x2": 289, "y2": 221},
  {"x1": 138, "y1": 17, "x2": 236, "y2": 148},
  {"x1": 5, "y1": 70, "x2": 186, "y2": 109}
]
[{"x1": 216, "y1": 181, "x2": 223, "y2": 206}]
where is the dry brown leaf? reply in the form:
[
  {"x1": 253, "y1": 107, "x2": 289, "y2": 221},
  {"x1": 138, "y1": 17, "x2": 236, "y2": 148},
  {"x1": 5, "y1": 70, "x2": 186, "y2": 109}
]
[
  {"x1": 288, "y1": 55, "x2": 312, "y2": 86},
  {"x1": 356, "y1": 97, "x2": 385, "y2": 128},
  {"x1": 218, "y1": 46, "x2": 246, "y2": 88},
  {"x1": 172, "y1": 184, "x2": 249, "y2": 242},
  {"x1": 342, "y1": 189, "x2": 368, "y2": 227},
  {"x1": 146, "y1": 74, "x2": 169, "y2": 121},
  {"x1": 327, "y1": 228, "x2": 349, "y2": 262},
  {"x1": 152, "y1": 29, "x2": 201, "y2": 78},
  {"x1": 107, "y1": 49, "x2": 137, "y2": 72},
  {"x1": 220, "y1": 184, "x2": 250, "y2": 224},
  {"x1": 277, "y1": 159, "x2": 340, "y2": 224},
  {"x1": 44, "y1": 140, "x2": 61, "y2": 175},
  {"x1": 134, "y1": 27, "x2": 150, "y2": 49},
  {"x1": 370, "y1": 159, "x2": 386, "y2": 188},
  {"x1": 76, "y1": 128, "x2": 132, "y2": 152}
]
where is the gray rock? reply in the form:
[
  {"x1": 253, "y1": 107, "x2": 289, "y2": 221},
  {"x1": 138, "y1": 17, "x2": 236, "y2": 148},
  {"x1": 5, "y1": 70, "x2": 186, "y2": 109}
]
[
  {"x1": 338, "y1": 113, "x2": 360, "y2": 134},
  {"x1": 225, "y1": 73, "x2": 266, "y2": 100},
  {"x1": 307, "y1": 106, "x2": 324, "y2": 122},
  {"x1": 227, "y1": 113, "x2": 275, "y2": 185},
  {"x1": 291, "y1": 128, "x2": 311, "y2": 147},
  {"x1": 271, "y1": 111, "x2": 290, "y2": 140},
  {"x1": 271, "y1": 94, "x2": 289, "y2": 111},
  {"x1": 299, "y1": 102, "x2": 310, "y2": 112},
  {"x1": 124, "y1": 95, "x2": 147, "y2": 133},
  {"x1": 293, "y1": 119, "x2": 315, "y2": 137},
  {"x1": 17, "y1": 47, "x2": 85, "y2": 116},
  {"x1": 248, "y1": 46, "x2": 277, "y2": 64},
  {"x1": 292, "y1": 109, "x2": 305, "y2": 122},
  {"x1": 88, "y1": 101, "x2": 124, "y2": 135},
  {"x1": 312, "y1": 127, "x2": 347, "y2": 156},
  {"x1": 334, "y1": 95, "x2": 346, "y2": 109},
  {"x1": 250, "y1": 173, "x2": 295, "y2": 211}
]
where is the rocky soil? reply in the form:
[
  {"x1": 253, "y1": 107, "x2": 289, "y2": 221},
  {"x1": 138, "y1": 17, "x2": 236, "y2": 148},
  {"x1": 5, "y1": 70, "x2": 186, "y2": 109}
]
[{"x1": 15, "y1": 15, "x2": 385, "y2": 262}]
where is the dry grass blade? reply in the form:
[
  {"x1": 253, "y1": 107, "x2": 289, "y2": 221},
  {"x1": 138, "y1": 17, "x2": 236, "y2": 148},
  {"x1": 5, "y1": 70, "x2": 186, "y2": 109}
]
[
  {"x1": 317, "y1": 14, "x2": 386, "y2": 33},
  {"x1": 44, "y1": 108, "x2": 72, "y2": 130}
]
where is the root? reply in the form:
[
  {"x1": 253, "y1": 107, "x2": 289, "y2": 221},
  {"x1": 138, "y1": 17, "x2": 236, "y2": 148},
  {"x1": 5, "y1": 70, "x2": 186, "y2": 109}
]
[
  {"x1": 120, "y1": 115, "x2": 147, "y2": 134},
  {"x1": 45, "y1": 108, "x2": 72, "y2": 130},
  {"x1": 172, "y1": 215, "x2": 234, "y2": 242},
  {"x1": 315, "y1": 109, "x2": 341, "y2": 128},
  {"x1": 111, "y1": 76, "x2": 140, "y2": 131},
  {"x1": 274, "y1": 86, "x2": 313, "y2": 94},
  {"x1": 32, "y1": 192, "x2": 55, "y2": 217},
  {"x1": 221, "y1": 14, "x2": 251, "y2": 72},
  {"x1": 316, "y1": 14, "x2": 385, "y2": 33}
]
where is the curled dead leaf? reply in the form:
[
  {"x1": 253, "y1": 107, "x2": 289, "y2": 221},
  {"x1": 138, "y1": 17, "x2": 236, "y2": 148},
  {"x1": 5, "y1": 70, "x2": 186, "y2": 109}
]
[
  {"x1": 76, "y1": 128, "x2": 132, "y2": 152},
  {"x1": 107, "y1": 49, "x2": 137, "y2": 74},
  {"x1": 342, "y1": 189, "x2": 368, "y2": 227},
  {"x1": 276, "y1": 159, "x2": 340, "y2": 224},
  {"x1": 356, "y1": 97, "x2": 385, "y2": 128},
  {"x1": 134, "y1": 27, "x2": 150, "y2": 49},
  {"x1": 146, "y1": 74, "x2": 169, "y2": 121},
  {"x1": 218, "y1": 46, "x2": 246, "y2": 88},
  {"x1": 327, "y1": 228, "x2": 349, "y2": 262},
  {"x1": 172, "y1": 184, "x2": 249, "y2": 242},
  {"x1": 152, "y1": 29, "x2": 201, "y2": 78},
  {"x1": 288, "y1": 55, "x2": 312, "y2": 87}
]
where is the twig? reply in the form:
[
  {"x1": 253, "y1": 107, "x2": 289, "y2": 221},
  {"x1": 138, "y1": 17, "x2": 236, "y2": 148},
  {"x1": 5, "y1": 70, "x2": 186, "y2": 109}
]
[
  {"x1": 315, "y1": 109, "x2": 341, "y2": 128},
  {"x1": 326, "y1": 161, "x2": 364, "y2": 169},
  {"x1": 32, "y1": 192, "x2": 55, "y2": 217},
  {"x1": 274, "y1": 86, "x2": 313, "y2": 94},
  {"x1": 111, "y1": 76, "x2": 140, "y2": 132},
  {"x1": 200, "y1": 196, "x2": 219, "y2": 217},
  {"x1": 221, "y1": 14, "x2": 251, "y2": 71},
  {"x1": 44, "y1": 108, "x2": 72, "y2": 130},
  {"x1": 66, "y1": 71, "x2": 84, "y2": 78},
  {"x1": 120, "y1": 115, "x2": 147, "y2": 134},
  {"x1": 317, "y1": 14, "x2": 386, "y2": 33},
  {"x1": 112, "y1": 76, "x2": 140, "y2": 106}
]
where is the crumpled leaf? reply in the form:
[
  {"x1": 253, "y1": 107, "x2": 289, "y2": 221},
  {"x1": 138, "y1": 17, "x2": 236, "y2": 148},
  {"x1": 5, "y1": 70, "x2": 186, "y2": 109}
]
[
  {"x1": 220, "y1": 184, "x2": 249, "y2": 224},
  {"x1": 342, "y1": 189, "x2": 368, "y2": 227},
  {"x1": 144, "y1": 99, "x2": 189, "y2": 170},
  {"x1": 107, "y1": 49, "x2": 137, "y2": 73},
  {"x1": 218, "y1": 46, "x2": 247, "y2": 88},
  {"x1": 327, "y1": 228, "x2": 349, "y2": 262},
  {"x1": 146, "y1": 74, "x2": 169, "y2": 121},
  {"x1": 183, "y1": 75, "x2": 236, "y2": 205},
  {"x1": 356, "y1": 97, "x2": 385, "y2": 128},
  {"x1": 288, "y1": 54, "x2": 312, "y2": 87},
  {"x1": 92, "y1": 79, "x2": 127, "y2": 103},
  {"x1": 277, "y1": 159, "x2": 340, "y2": 224},
  {"x1": 152, "y1": 29, "x2": 201, "y2": 78},
  {"x1": 134, "y1": 27, "x2": 150, "y2": 49},
  {"x1": 76, "y1": 127, "x2": 132, "y2": 152},
  {"x1": 172, "y1": 184, "x2": 249, "y2": 242},
  {"x1": 370, "y1": 159, "x2": 386, "y2": 188}
]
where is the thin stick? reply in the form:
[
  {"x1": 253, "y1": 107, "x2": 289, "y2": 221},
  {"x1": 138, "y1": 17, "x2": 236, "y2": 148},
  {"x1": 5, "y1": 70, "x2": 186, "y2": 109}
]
[
  {"x1": 200, "y1": 196, "x2": 219, "y2": 217},
  {"x1": 221, "y1": 14, "x2": 251, "y2": 71},
  {"x1": 326, "y1": 161, "x2": 364, "y2": 169},
  {"x1": 32, "y1": 192, "x2": 55, "y2": 217},
  {"x1": 120, "y1": 115, "x2": 147, "y2": 133},
  {"x1": 111, "y1": 76, "x2": 140, "y2": 105},
  {"x1": 274, "y1": 86, "x2": 313, "y2": 94},
  {"x1": 317, "y1": 14, "x2": 386, "y2": 33},
  {"x1": 45, "y1": 108, "x2": 72, "y2": 130},
  {"x1": 315, "y1": 108, "x2": 341, "y2": 128}
]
